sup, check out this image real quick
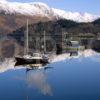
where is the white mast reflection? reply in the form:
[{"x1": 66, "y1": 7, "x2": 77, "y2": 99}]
[{"x1": 26, "y1": 69, "x2": 53, "y2": 96}]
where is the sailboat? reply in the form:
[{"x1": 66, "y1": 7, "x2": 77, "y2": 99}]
[{"x1": 15, "y1": 19, "x2": 49, "y2": 67}]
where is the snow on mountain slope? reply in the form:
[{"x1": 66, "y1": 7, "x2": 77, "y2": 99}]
[
  {"x1": 0, "y1": 0, "x2": 99, "y2": 22},
  {"x1": 52, "y1": 8, "x2": 99, "y2": 22},
  {"x1": 0, "y1": 1, "x2": 54, "y2": 17}
]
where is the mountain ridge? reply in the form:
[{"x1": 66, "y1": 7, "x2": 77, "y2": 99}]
[{"x1": 0, "y1": 1, "x2": 99, "y2": 22}]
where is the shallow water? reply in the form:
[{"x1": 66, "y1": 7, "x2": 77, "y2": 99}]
[{"x1": 0, "y1": 55, "x2": 100, "y2": 100}]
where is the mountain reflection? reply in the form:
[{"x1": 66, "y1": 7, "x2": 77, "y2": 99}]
[
  {"x1": 26, "y1": 69, "x2": 53, "y2": 96},
  {"x1": 0, "y1": 49, "x2": 100, "y2": 74},
  {"x1": 0, "y1": 58, "x2": 15, "y2": 73}
]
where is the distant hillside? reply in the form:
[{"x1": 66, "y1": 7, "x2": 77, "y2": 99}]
[
  {"x1": 6, "y1": 18, "x2": 100, "y2": 55},
  {"x1": 0, "y1": 13, "x2": 53, "y2": 35},
  {"x1": 10, "y1": 18, "x2": 100, "y2": 36}
]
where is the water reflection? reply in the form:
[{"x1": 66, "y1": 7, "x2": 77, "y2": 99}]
[
  {"x1": 1, "y1": 34, "x2": 100, "y2": 100},
  {"x1": 26, "y1": 69, "x2": 53, "y2": 96},
  {"x1": 0, "y1": 48, "x2": 100, "y2": 74},
  {"x1": 0, "y1": 55, "x2": 100, "y2": 100},
  {"x1": 1, "y1": 34, "x2": 100, "y2": 58},
  {"x1": 0, "y1": 58, "x2": 15, "y2": 73}
]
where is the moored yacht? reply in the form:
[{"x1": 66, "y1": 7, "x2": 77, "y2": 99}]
[
  {"x1": 15, "y1": 19, "x2": 49, "y2": 67},
  {"x1": 15, "y1": 52, "x2": 49, "y2": 66}
]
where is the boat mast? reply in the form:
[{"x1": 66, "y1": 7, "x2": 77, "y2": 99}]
[
  {"x1": 44, "y1": 30, "x2": 46, "y2": 53},
  {"x1": 24, "y1": 19, "x2": 29, "y2": 55}
]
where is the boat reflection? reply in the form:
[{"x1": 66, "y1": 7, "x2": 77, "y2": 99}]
[{"x1": 26, "y1": 68, "x2": 53, "y2": 96}]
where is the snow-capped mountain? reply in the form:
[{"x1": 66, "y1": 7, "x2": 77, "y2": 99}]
[
  {"x1": 0, "y1": 0, "x2": 99, "y2": 22},
  {"x1": 52, "y1": 8, "x2": 99, "y2": 22},
  {"x1": 0, "y1": 1, "x2": 54, "y2": 18}
]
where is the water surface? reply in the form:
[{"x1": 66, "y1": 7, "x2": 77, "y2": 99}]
[{"x1": 0, "y1": 56, "x2": 100, "y2": 100}]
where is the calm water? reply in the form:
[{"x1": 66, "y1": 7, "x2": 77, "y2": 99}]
[{"x1": 0, "y1": 56, "x2": 100, "y2": 100}]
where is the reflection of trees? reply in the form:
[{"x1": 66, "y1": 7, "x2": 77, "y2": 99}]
[{"x1": 26, "y1": 70, "x2": 53, "y2": 96}]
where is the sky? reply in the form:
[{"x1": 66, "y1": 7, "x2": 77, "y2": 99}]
[{"x1": 4, "y1": 0, "x2": 100, "y2": 15}]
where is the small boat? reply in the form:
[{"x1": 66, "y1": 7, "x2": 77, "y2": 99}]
[
  {"x1": 15, "y1": 19, "x2": 49, "y2": 67},
  {"x1": 15, "y1": 53, "x2": 49, "y2": 66}
]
